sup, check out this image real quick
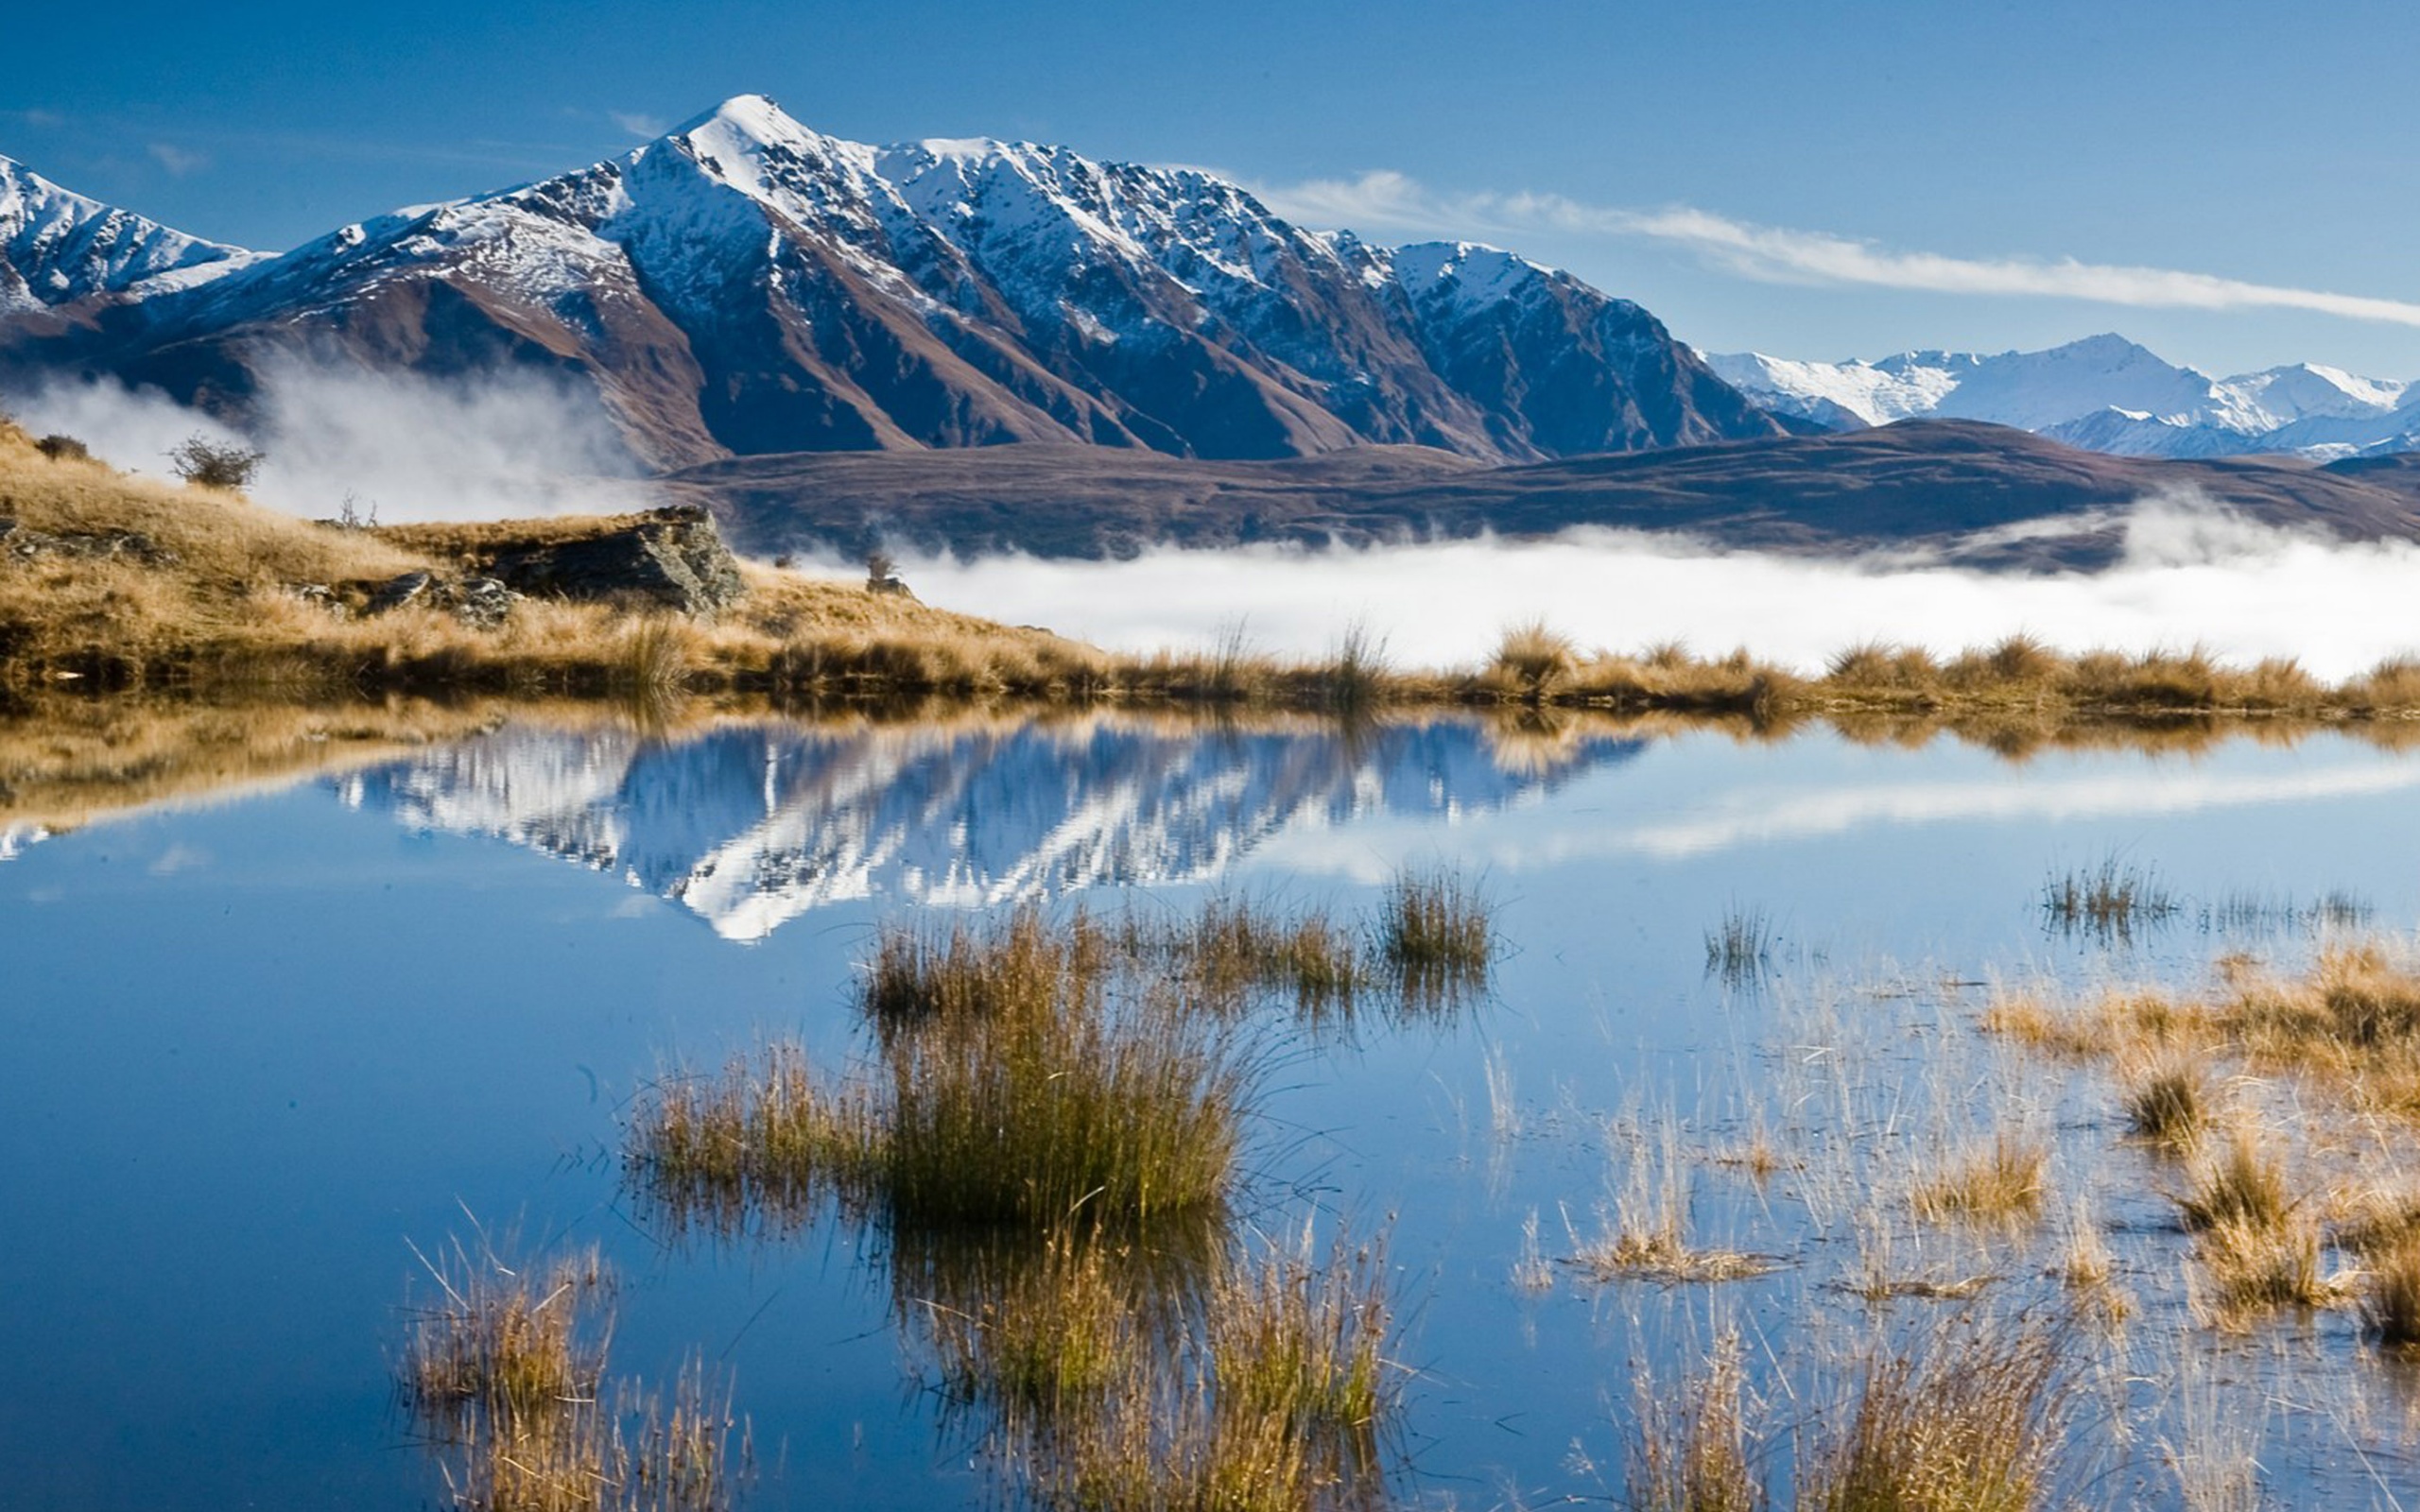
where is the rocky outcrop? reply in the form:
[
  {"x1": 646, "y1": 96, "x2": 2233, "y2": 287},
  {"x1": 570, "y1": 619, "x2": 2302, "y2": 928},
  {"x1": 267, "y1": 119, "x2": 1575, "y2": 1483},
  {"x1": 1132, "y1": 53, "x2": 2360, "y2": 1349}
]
[
  {"x1": 0, "y1": 516, "x2": 179, "y2": 566},
  {"x1": 475, "y1": 507, "x2": 745, "y2": 614}
]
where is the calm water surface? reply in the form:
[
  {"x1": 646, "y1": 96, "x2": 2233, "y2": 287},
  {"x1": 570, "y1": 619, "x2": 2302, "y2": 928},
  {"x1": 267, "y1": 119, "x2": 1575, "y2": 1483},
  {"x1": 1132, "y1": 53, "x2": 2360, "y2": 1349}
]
[{"x1": 7, "y1": 711, "x2": 2420, "y2": 1508}]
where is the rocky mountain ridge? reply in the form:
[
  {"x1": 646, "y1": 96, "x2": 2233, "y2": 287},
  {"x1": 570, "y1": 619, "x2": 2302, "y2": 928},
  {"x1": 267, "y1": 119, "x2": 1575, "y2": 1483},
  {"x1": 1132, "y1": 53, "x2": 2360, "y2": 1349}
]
[{"x1": 0, "y1": 96, "x2": 1783, "y2": 468}]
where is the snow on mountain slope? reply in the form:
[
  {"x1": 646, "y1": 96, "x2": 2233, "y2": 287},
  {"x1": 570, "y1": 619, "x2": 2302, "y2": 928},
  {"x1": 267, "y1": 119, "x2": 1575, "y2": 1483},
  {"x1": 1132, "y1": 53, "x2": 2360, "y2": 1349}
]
[
  {"x1": 0, "y1": 96, "x2": 1783, "y2": 469},
  {"x1": 1707, "y1": 335, "x2": 2420, "y2": 459},
  {"x1": 1702, "y1": 350, "x2": 1958, "y2": 429},
  {"x1": 0, "y1": 155, "x2": 262, "y2": 313}
]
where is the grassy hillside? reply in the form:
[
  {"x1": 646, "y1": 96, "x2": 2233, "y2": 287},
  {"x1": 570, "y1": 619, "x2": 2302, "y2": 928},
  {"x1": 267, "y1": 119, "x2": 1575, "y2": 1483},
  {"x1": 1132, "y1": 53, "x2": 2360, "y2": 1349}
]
[{"x1": 0, "y1": 419, "x2": 1112, "y2": 697}]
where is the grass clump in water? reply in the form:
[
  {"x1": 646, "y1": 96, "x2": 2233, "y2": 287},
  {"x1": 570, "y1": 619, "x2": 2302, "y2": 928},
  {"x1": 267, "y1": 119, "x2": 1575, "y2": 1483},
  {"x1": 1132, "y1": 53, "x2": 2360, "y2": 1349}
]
[
  {"x1": 626, "y1": 1044, "x2": 873, "y2": 1240},
  {"x1": 1167, "y1": 895, "x2": 1368, "y2": 1022},
  {"x1": 859, "y1": 902, "x2": 1110, "y2": 1040},
  {"x1": 2359, "y1": 1232, "x2": 2420, "y2": 1349},
  {"x1": 399, "y1": 1237, "x2": 746, "y2": 1512},
  {"x1": 1911, "y1": 1133, "x2": 2050, "y2": 1226},
  {"x1": 2120, "y1": 1052, "x2": 2212, "y2": 1149},
  {"x1": 2173, "y1": 1125, "x2": 2291, "y2": 1233},
  {"x1": 881, "y1": 979, "x2": 1245, "y2": 1234},
  {"x1": 2171, "y1": 1125, "x2": 2340, "y2": 1325},
  {"x1": 1703, "y1": 902, "x2": 1774, "y2": 987},
  {"x1": 2192, "y1": 1212, "x2": 2337, "y2": 1325},
  {"x1": 1800, "y1": 1312, "x2": 2070, "y2": 1512},
  {"x1": 1374, "y1": 863, "x2": 1493, "y2": 1005},
  {"x1": 1208, "y1": 1228, "x2": 1394, "y2": 1452},
  {"x1": 2041, "y1": 854, "x2": 2180, "y2": 942},
  {"x1": 1626, "y1": 1332, "x2": 1765, "y2": 1512},
  {"x1": 1576, "y1": 1130, "x2": 1776, "y2": 1283},
  {"x1": 403, "y1": 1239, "x2": 611, "y2": 1430}
]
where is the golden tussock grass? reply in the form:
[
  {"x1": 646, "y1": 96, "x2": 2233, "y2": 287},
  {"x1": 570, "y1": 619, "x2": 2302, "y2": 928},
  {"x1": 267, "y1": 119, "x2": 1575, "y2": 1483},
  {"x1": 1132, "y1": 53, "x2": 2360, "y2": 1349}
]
[
  {"x1": 400, "y1": 1236, "x2": 745, "y2": 1512},
  {"x1": 1799, "y1": 1312, "x2": 2071, "y2": 1512},
  {"x1": 1980, "y1": 986, "x2": 2211, "y2": 1060},
  {"x1": 1373, "y1": 864, "x2": 1494, "y2": 1006},
  {"x1": 2359, "y1": 1231, "x2": 2420, "y2": 1348},
  {"x1": 2190, "y1": 1211, "x2": 2339, "y2": 1326},
  {"x1": 1910, "y1": 1133, "x2": 2050, "y2": 1226},
  {"x1": 2119, "y1": 1051, "x2": 2214, "y2": 1149},
  {"x1": 1625, "y1": 1332, "x2": 1765, "y2": 1512},
  {"x1": 2173, "y1": 1125, "x2": 2293, "y2": 1232},
  {"x1": 1635, "y1": 1312, "x2": 2074, "y2": 1512}
]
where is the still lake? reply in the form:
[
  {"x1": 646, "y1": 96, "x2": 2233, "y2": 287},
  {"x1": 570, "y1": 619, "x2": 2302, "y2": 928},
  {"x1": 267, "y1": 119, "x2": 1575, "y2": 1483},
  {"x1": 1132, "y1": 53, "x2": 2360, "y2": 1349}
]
[{"x1": 7, "y1": 708, "x2": 2420, "y2": 1509}]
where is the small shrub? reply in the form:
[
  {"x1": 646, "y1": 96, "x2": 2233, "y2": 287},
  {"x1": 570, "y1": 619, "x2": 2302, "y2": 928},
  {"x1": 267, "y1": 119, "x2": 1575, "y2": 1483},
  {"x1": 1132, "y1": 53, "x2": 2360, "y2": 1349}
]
[
  {"x1": 33, "y1": 433, "x2": 89, "y2": 462},
  {"x1": 166, "y1": 432, "x2": 265, "y2": 490}
]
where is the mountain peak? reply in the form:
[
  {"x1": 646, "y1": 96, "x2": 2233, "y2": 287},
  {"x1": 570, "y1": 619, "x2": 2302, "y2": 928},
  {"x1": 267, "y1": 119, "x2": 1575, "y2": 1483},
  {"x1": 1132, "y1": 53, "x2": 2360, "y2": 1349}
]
[
  {"x1": 672, "y1": 93, "x2": 804, "y2": 146},
  {"x1": 0, "y1": 153, "x2": 258, "y2": 311}
]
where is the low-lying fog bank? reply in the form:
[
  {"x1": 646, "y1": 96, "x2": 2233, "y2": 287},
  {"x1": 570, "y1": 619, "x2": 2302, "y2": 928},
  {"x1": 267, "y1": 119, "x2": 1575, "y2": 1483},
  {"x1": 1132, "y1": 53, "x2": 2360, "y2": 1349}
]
[{"x1": 870, "y1": 495, "x2": 2420, "y2": 680}]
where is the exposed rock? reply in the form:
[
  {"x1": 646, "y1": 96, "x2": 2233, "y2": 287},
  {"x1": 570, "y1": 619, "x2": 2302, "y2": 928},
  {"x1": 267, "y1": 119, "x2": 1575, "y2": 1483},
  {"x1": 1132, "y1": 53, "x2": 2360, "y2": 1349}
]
[
  {"x1": 484, "y1": 506, "x2": 744, "y2": 615},
  {"x1": 1, "y1": 519, "x2": 179, "y2": 566},
  {"x1": 353, "y1": 571, "x2": 520, "y2": 629},
  {"x1": 366, "y1": 571, "x2": 433, "y2": 614},
  {"x1": 449, "y1": 577, "x2": 516, "y2": 629},
  {"x1": 290, "y1": 582, "x2": 346, "y2": 618}
]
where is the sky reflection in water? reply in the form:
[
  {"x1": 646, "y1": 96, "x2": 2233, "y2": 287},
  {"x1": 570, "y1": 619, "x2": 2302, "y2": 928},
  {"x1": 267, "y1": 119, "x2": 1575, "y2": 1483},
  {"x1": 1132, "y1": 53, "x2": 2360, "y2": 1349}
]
[{"x1": 5, "y1": 713, "x2": 2420, "y2": 1508}]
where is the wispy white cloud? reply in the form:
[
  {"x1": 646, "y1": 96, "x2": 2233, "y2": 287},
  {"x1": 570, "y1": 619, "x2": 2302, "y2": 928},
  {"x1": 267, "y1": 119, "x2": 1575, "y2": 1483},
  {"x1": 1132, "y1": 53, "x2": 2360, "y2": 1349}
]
[
  {"x1": 610, "y1": 111, "x2": 667, "y2": 138},
  {"x1": 1254, "y1": 170, "x2": 2420, "y2": 329},
  {"x1": 147, "y1": 142, "x2": 209, "y2": 177}
]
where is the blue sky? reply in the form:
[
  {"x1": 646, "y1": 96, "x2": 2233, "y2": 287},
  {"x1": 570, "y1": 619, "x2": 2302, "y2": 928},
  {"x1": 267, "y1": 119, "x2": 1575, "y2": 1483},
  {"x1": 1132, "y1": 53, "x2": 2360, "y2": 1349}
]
[{"x1": 9, "y1": 0, "x2": 2417, "y2": 378}]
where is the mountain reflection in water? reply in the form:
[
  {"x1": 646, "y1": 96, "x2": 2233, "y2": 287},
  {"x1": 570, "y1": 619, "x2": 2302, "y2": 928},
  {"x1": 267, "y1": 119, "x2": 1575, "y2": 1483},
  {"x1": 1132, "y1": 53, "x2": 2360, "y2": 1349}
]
[{"x1": 332, "y1": 714, "x2": 1643, "y2": 940}]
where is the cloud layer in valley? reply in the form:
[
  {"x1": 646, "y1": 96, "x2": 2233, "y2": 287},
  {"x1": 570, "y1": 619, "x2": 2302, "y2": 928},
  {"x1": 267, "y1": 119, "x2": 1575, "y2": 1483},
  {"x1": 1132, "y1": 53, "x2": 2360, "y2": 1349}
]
[{"x1": 873, "y1": 493, "x2": 2420, "y2": 682}]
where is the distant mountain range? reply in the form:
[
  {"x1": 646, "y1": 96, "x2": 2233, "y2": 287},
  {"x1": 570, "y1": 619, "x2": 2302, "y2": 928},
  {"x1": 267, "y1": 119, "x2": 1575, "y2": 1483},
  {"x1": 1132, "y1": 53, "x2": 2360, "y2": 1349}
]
[
  {"x1": 0, "y1": 95, "x2": 1781, "y2": 469},
  {"x1": 1704, "y1": 335, "x2": 2420, "y2": 460}
]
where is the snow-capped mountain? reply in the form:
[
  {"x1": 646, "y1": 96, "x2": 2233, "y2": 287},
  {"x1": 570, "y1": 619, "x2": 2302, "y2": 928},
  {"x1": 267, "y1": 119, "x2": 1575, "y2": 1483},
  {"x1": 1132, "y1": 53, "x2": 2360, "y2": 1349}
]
[
  {"x1": 1705, "y1": 335, "x2": 2420, "y2": 460},
  {"x1": 332, "y1": 713, "x2": 1641, "y2": 941},
  {"x1": 0, "y1": 155, "x2": 262, "y2": 314},
  {"x1": 0, "y1": 96, "x2": 1782, "y2": 468}
]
